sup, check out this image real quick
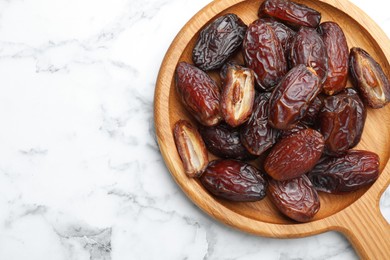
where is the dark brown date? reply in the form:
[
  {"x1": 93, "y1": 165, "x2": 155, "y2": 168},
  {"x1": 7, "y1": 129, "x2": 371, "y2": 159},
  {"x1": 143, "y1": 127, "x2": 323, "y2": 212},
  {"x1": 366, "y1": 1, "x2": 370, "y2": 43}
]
[
  {"x1": 349, "y1": 47, "x2": 390, "y2": 108},
  {"x1": 301, "y1": 96, "x2": 323, "y2": 126},
  {"x1": 192, "y1": 14, "x2": 247, "y2": 71},
  {"x1": 258, "y1": 0, "x2": 321, "y2": 29},
  {"x1": 307, "y1": 150, "x2": 379, "y2": 193},
  {"x1": 268, "y1": 175, "x2": 320, "y2": 222},
  {"x1": 220, "y1": 63, "x2": 255, "y2": 127},
  {"x1": 264, "y1": 129, "x2": 324, "y2": 181},
  {"x1": 173, "y1": 120, "x2": 209, "y2": 177},
  {"x1": 175, "y1": 62, "x2": 221, "y2": 126},
  {"x1": 199, "y1": 123, "x2": 255, "y2": 161},
  {"x1": 240, "y1": 93, "x2": 279, "y2": 156},
  {"x1": 279, "y1": 123, "x2": 307, "y2": 139},
  {"x1": 318, "y1": 22, "x2": 349, "y2": 95},
  {"x1": 268, "y1": 64, "x2": 321, "y2": 130},
  {"x1": 200, "y1": 160, "x2": 267, "y2": 202},
  {"x1": 259, "y1": 18, "x2": 295, "y2": 51},
  {"x1": 243, "y1": 19, "x2": 287, "y2": 91},
  {"x1": 318, "y1": 89, "x2": 366, "y2": 155},
  {"x1": 289, "y1": 27, "x2": 328, "y2": 85}
]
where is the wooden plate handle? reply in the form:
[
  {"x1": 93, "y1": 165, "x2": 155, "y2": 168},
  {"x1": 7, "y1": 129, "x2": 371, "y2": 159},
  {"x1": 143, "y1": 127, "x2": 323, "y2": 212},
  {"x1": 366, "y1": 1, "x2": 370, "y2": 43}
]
[
  {"x1": 333, "y1": 163, "x2": 390, "y2": 259},
  {"x1": 339, "y1": 203, "x2": 390, "y2": 259}
]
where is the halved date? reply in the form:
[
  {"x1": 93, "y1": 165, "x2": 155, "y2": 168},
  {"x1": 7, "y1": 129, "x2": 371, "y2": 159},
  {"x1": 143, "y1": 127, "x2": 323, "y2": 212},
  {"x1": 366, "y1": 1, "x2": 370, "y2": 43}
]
[
  {"x1": 268, "y1": 175, "x2": 320, "y2": 222},
  {"x1": 192, "y1": 14, "x2": 247, "y2": 71},
  {"x1": 173, "y1": 120, "x2": 208, "y2": 177},
  {"x1": 175, "y1": 62, "x2": 221, "y2": 126},
  {"x1": 307, "y1": 150, "x2": 379, "y2": 193},
  {"x1": 349, "y1": 47, "x2": 390, "y2": 108},
  {"x1": 318, "y1": 89, "x2": 366, "y2": 155},
  {"x1": 240, "y1": 93, "x2": 279, "y2": 156},
  {"x1": 258, "y1": 0, "x2": 321, "y2": 29},
  {"x1": 318, "y1": 22, "x2": 349, "y2": 95},
  {"x1": 268, "y1": 64, "x2": 320, "y2": 130},
  {"x1": 220, "y1": 63, "x2": 255, "y2": 127},
  {"x1": 200, "y1": 160, "x2": 267, "y2": 202},
  {"x1": 264, "y1": 129, "x2": 324, "y2": 181},
  {"x1": 289, "y1": 27, "x2": 328, "y2": 85},
  {"x1": 199, "y1": 123, "x2": 254, "y2": 161},
  {"x1": 243, "y1": 19, "x2": 287, "y2": 91}
]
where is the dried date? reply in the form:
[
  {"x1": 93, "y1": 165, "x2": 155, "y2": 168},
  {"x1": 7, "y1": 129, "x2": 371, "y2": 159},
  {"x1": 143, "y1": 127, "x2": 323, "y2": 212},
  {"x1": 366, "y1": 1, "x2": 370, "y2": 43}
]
[
  {"x1": 318, "y1": 22, "x2": 349, "y2": 95},
  {"x1": 175, "y1": 62, "x2": 221, "y2": 126},
  {"x1": 301, "y1": 96, "x2": 323, "y2": 126},
  {"x1": 264, "y1": 129, "x2": 324, "y2": 181},
  {"x1": 192, "y1": 14, "x2": 247, "y2": 71},
  {"x1": 349, "y1": 47, "x2": 390, "y2": 108},
  {"x1": 289, "y1": 27, "x2": 328, "y2": 85},
  {"x1": 173, "y1": 120, "x2": 209, "y2": 177},
  {"x1": 318, "y1": 89, "x2": 366, "y2": 155},
  {"x1": 220, "y1": 63, "x2": 255, "y2": 127},
  {"x1": 260, "y1": 18, "x2": 295, "y2": 51},
  {"x1": 199, "y1": 123, "x2": 254, "y2": 160},
  {"x1": 268, "y1": 175, "x2": 320, "y2": 222},
  {"x1": 200, "y1": 160, "x2": 267, "y2": 201},
  {"x1": 243, "y1": 19, "x2": 287, "y2": 91},
  {"x1": 307, "y1": 150, "x2": 379, "y2": 193},
  {"x1": 240, "y1": 93, "x2": 279, "y2": 156},
  {"x1": 258, "y1": 0, "x2": 321, "y2": 29},
  {"x1": 279, "y1": 123, "x2": 307, "y2": 139},
  {"x1": 268, "y1": 64, "x2": 321, "y2": 130}
]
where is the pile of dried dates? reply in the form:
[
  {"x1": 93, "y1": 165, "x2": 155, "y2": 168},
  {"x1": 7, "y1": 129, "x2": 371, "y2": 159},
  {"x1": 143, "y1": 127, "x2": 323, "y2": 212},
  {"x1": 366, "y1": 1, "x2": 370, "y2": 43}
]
[{"x1": 173, "y1": 0, "x2": 388, "y2": 222}]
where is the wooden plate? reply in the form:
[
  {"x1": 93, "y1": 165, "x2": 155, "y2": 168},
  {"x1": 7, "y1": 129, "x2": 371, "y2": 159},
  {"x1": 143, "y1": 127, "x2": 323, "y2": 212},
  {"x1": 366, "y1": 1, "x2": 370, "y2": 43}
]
[{"x1": 154, "y1": 0, "x2": 390, "y2": 258}]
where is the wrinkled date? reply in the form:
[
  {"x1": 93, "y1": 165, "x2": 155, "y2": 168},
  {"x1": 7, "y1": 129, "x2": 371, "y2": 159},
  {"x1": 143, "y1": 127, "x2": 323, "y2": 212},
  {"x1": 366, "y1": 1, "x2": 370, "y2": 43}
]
[
  {"x1": 264, "y1": 129, "x2": 324, "y2": 181},
  {"x1": 175, "y1": 62, "x2": 221, "y2": 126},
  {"x1": 173, "y1": 120, "x2": 209, "y2": 177},
  {"x1": 349, "y1": 47, "x2": 390, "y2": 108},
  {"x1": 240, "y1": 93, "x2": 279, "y2": 156},
  {"x1": 200, "y1": 160, "x2": 267, "y2": 201},
  {"x1": 243, "y1": 19, "x2": 287, "y2": 91},
  {"x1": 260, "y1": 18, "x2": 295, "y2": 51},
  {"x1": 307, "y1": 150, "x2": 379, "y2": 193},
  {"x1": 199, "y1": 123, "x2": 254, "y2": 161},
  {"x1": 192, "y1": 14, "x2": 247, "y2": 71},
  {"x1": 268, "y1": 64, "x2": 321, "y2": 130},
  {"x1": 279, "y1": 123, "x2": 307, "y2": 139},
  {"x1": 289, "y1": 27, "x2": 328, "y2": 85},
  {"x1": 220, "y1": 63, "x2": 255, "y2": 127},
  {"x1": 268, "y1": 175, "x2": 320, "y2": 222},
  {"x1": 318, "y1": 89, "x2": 366, "y2": 155},
  {"x1": 318, "y1": 22, "x2": 349, "y2": 95},
  {"x1": 301, "y1": 96, "x2": 323, "y2": 126},
  {"x1": 258, "y1": 0, "x2": 321, "y2": 29}
]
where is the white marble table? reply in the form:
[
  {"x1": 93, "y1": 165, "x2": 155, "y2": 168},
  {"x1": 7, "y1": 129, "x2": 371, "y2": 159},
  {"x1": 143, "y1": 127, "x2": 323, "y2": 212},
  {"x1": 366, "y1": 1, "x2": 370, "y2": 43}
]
[{"x1": 0, "y1": 0, "x2": 388, "y2": 259}]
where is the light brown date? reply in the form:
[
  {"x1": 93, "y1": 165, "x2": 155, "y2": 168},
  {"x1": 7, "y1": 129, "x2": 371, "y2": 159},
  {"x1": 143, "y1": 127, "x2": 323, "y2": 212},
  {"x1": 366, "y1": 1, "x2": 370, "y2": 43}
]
[
  {"x1": 349, "y1": 47, "x2": 390, "y2": 108},
  {"x1": 220, "y1": 63, "x2": 255, "y2": 127},
  {"x1": 173, "y1": 120, "x2": 209, "y2": 177}
]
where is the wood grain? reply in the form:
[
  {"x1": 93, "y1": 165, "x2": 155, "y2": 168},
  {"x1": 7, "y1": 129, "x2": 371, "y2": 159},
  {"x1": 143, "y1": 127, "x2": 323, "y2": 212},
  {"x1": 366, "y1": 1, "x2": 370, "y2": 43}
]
[{"x1": 154, "y1": 0, "x2": 390, "y2": 258}]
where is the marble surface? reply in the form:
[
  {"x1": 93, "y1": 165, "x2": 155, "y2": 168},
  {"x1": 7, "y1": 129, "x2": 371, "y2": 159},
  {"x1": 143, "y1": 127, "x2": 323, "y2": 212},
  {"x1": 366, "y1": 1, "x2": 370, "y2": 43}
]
[{"x1": 0, "y1": 0, "x2": 388, "y2": 259}]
